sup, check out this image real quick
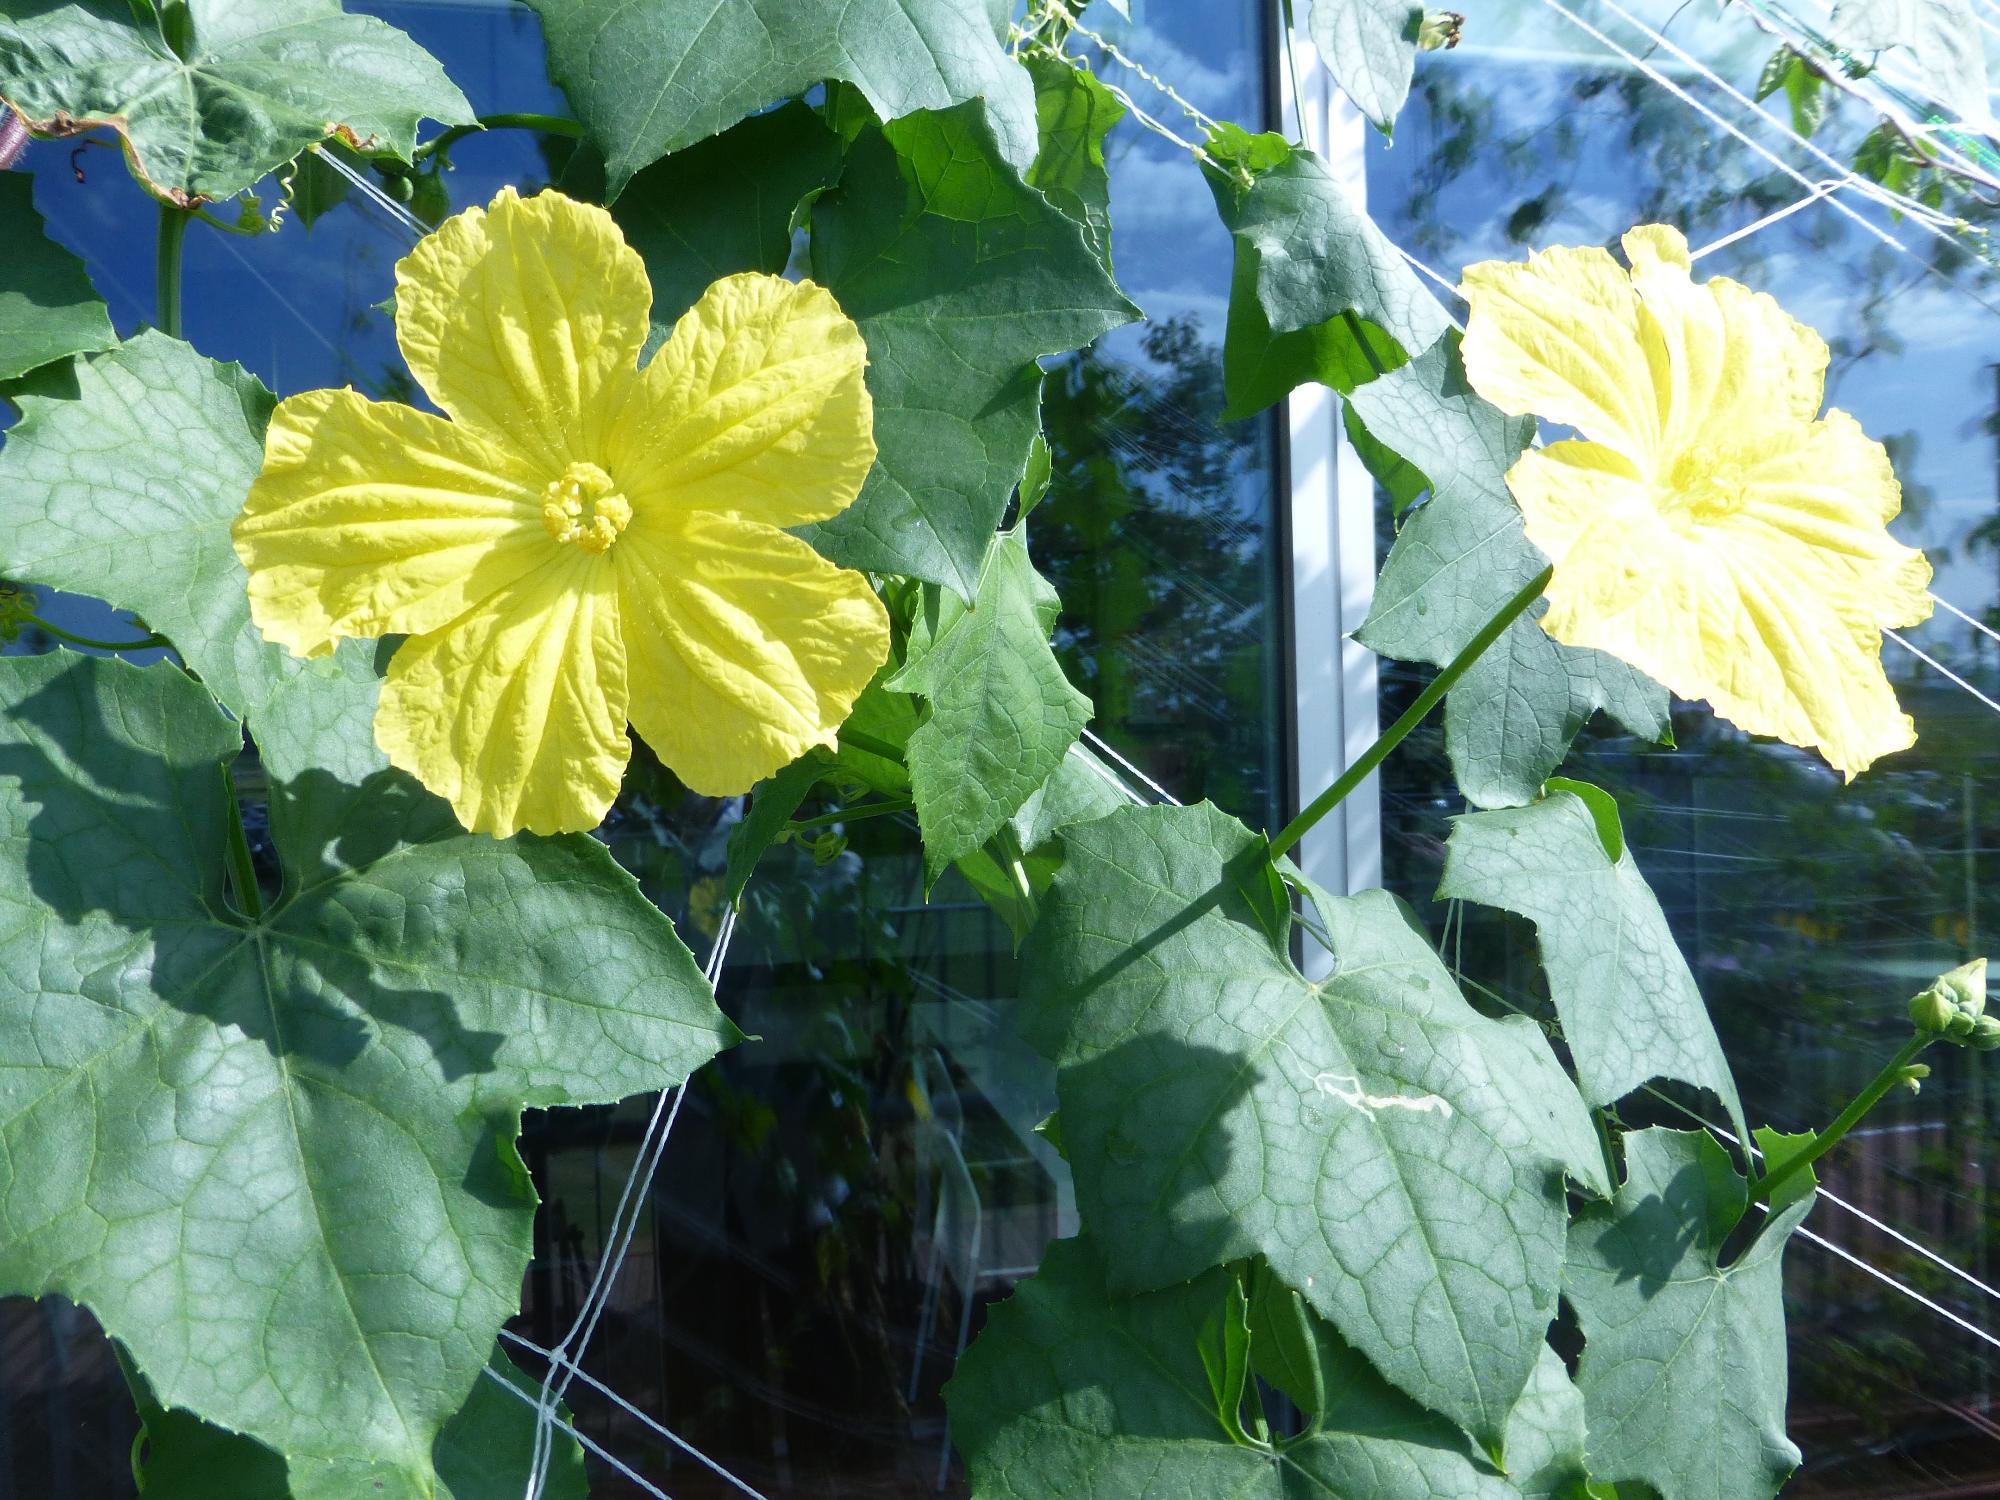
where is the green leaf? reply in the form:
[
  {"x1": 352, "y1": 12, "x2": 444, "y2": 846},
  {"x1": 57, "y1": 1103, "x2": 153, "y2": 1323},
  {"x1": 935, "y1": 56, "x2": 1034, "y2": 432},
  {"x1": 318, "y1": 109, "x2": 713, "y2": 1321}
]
[
  {"x1": 1566, "y1": 1129, "x2": 1811, "y2": 1500},
  {"x1": 0, "y1": 0, "x2": 472, "y2": 205},
  {"x1": 523, "y1": 0, "x2": 1038, "y2": 196},
  {"x1": 612, "y1": 99, "x2": 844, "y2": 335},
  {"x1": 888, "y1": 527, "x2": 1092, "y2": 879},
  {"x1": 1349, "y1": 337, "x2": 1669, "y2": 806},
  {"x1": 1781, "y1": 58, "x2": 1826, "y2": 140},
  {"x1": 0, "y1": 652, "x2": 736, "y2": 1496},
  {"x1": 0, "y1": 330, "x2": 385, "y2": 783},
  {"x1": 1829, "y1": 0, "x2": 1989, "y2": 122},
  {"x1": 1751, "y1": 1127, "x2": 1820, "y2": 1217},
  {"x1": 1018, "y1": 800, "x2": 1607, "y2": 1450},
  {"x1": 1309, "y1": 0, "x2": 1425, "y2": 134},
  {"x1": 1437, "y1": 781, "x2": 1748, "y2": 1139},
  {"x1": 1024, "y1": 54, "x2": 1124, "y2": 273},
  {"x1": 948, "y1": 1237, "x2": 1527, "y2": 1499},
  {"x1": 130, "y1": 1347, "x2": 588, "y2": 1500},
  {"x1": 805, "y1": 103, "x2": 1137, "y2": 597},
  {"x1": 1504, "y1": 1347, "x2": 1594, "y2": 1500},
  {"x1": 1204, "y1": 127, "x2": 1450, "y2": 419},
  {"x1": 724, "y1": 749, "x2": 829, "y2": 903},
  {"x1": 0, "y1": 173, "x2": 115, "y2": 381}
]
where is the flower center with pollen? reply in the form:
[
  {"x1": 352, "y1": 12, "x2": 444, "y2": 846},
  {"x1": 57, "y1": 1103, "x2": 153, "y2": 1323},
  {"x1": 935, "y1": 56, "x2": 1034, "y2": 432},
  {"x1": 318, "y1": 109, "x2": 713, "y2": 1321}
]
[
  {"x1": 541, "y1": 461, "x2": 633, "y2": 553},
  {"x1": 1664, "y1": 444, "x2": 1751, "y2": 525}
]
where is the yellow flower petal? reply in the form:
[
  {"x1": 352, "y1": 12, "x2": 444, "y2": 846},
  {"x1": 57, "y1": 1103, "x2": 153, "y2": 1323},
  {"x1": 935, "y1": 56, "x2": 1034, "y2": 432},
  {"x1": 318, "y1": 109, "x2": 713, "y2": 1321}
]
[
  {"x1": 395, "y1": 187, "x2": 652, "y2": 471},
  {"x1": 610, "y1": 273, "x2": 875, "y2": 528},
  {"x1": 618, "y1": 512, "x2": 890, "y2": 796},
  {"x1": 1460, "y1": 243, "x2": 1666, "y2": 463},
  {"x1": 374, "y1": 557, "x2": 630, "y2": 837},
  {"x1": 1518, "y1": 437, "x2": 1925, "y2": 778},
  {"x1": 234, "y1": 388, "x2": 553, "y2": 659},
  {"x1": 1620, "y1": 225, "x2": 1828, "y2": 451}
]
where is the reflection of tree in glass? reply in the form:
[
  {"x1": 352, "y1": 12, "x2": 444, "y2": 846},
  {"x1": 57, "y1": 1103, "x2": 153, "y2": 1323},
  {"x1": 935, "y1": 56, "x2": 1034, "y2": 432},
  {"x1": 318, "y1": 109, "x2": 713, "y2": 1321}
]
[{"x1": 1033, "y1": 316, "x2": 1284, "y2": 830}]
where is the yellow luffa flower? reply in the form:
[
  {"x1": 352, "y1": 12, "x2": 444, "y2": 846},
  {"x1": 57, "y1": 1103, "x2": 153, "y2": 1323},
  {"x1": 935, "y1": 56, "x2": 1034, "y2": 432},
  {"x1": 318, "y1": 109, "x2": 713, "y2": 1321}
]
[
  {"x1": 1460, "y1": 224, "x2": 1932, "y2": 778},
  {"x1": 234, "y1": 187, "x2": 890, "y2": 836}
]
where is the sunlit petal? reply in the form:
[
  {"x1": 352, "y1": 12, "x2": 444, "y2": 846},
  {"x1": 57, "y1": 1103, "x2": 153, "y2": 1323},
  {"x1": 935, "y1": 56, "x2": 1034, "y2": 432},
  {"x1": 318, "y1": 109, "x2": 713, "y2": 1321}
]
[
  {"x1": 618, "y1": 512, "x2": 889, "y2": 796},
  {"x1": 374, "y1": 558, "x2": 630, "y2": 837},
  {"x1": 611, "y1": 273, "x2": 875, "y2": 529},
  {"x1": 395, "y1": 187, "x2": 652, "y2": 470},
  {"x1": 234, "y1": 388, "x2": 552, "y2": 659},
  {"x1": 1460, "y1": 242, "x2": 1666, "y2": 464}
]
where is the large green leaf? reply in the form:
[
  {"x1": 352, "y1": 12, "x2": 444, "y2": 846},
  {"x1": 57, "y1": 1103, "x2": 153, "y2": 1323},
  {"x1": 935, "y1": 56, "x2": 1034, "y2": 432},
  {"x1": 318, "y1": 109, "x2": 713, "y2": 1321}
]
[
  {"x1": 1566, "y1": 1129, "x2": 1811, "y2": 1500},
  {"x1": 947, "y1": 1237, "x2": 1522, "y2": 1499},
  {"x1": 131, "y1": 1346, "x2": 588, "y2": 1500},
  {"x1": 888, "y1": 526, "x2": 1091, "y2": 879},
  {"x1": 523, "y1": 0, "x2": 1037, "y2": 196},
  {"x1": 1204, "y1": 126, "x2": 1449, "y2": 419},
  {"x1": 1310, "y1": 0, "x2": 1425, "y2": 133},
  {"x1": 1349, "y1": 337, "x2": 1669, "y2": 806},
  {"x1": 0, "y1": 330, "x2": 381, "y2": 783},
  {"x1": 0, "y1": 651, "x2": 736, "y2": 1496},
  {"x1": 1438, "y1": 780, "x2": 1747, "y2": 1138},
  {"x1": 0, "y1": 0, "x2": 471, "y2": 205},
  {"x1": 0, "y1": 173, "x2": 115, "y2": 381},
  {"x1": 805, "y1": 103, "x2": 1138, "y2": 597},
  {"x1": 1024, "y1": 54, "x2": 1124, "y2": 272},
  {"x1": 1018, "y1": 800, "x2": 1607, "y2": 1451},
  {"x1": 612, "y1": 99, "x2": 844, "y2": 335},
  {"x1": 1829, "y1": 0, "x2": 1988, "y2": 122}
]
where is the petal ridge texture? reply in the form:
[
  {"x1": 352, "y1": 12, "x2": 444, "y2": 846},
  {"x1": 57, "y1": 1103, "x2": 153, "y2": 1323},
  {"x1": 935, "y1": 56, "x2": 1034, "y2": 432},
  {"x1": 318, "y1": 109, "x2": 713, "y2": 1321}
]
[
  {"x1": 235, "y1": 187, "x2": 890, "y2": 835},
  {"x1": 1460, "y1": 223, "x2": 1931, "y2": 777}
]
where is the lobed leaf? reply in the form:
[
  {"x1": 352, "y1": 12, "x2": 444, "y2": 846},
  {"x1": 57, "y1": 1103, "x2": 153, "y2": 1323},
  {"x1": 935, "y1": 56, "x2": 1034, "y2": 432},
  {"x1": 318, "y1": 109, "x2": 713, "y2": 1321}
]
[
  {"x1": 1566, "y1": 1129, "x2": 1811, "y2": 1500},
  {"x1": 524, "y1": 0, "x2": 1038, "y2": 196},
  {"x1": 1019, "y1": 800, "x2": 1607, "y2": 1450},
  {"x1": 1204, "y1": 126, "x2": 1449, "y2": 419},
  {"x1": 1438, "y1": 780, "x2": 1748, "y2": 1138},
  {"x1": 0, "y1": 172, "x2": 115, "y2": 381},
  {"x1": 0, "y1": 651, "x2": 736, "y2": 1497},
  {"x1": 805, "y1": 102, "x2": 1138, "y2": 598},
  {"x1": 889, "y1": 527, "x2": 1092, "y2": 881},
  {"x1": 947, "y1": 1237, "x2": 1524, "y2": 1499},
  {"x1": 0, "y1": 0, "x2": 471, "y2": 205}
]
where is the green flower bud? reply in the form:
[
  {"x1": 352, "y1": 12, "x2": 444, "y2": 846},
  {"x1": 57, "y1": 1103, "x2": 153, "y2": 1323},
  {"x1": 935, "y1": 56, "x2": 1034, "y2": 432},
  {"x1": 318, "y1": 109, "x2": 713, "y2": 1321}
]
[
  {"x1": 1417, "y1": 9, "x2": 1464, "y2": 49},
  {"x1": 1911, "y1": 986, "x2": 1957, "y2": 1034},
  {"x1": 1947, "y1": 1007, "x2": 1978, "y2": 1038},
  {"x1": 1969, "y1": 1015, "x2": 2000, "y2": 1051},
  {"x1": 1936, "y1": 957, "x2": 1988, "y2": 1018},
  {"x1": 1897, "y1": 1062, "x2": 1931, "y2": 1093}
]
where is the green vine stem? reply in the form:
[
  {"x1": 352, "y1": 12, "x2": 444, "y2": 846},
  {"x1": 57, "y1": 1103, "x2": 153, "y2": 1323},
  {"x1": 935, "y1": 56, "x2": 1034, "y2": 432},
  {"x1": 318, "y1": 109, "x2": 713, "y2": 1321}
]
[
  {"x1": 785, "y1": 797, "x2": 913, "y2": 833},
  {"x1": 1268, "y1": 564, "x2": 1552, "y2": 862},
  {"x1": 155, "y1": 203, "x2": 189, "y2": 339},
  {"x1": 413, "y1": 111, "x2": 585, "y2": 167},
  {"x1": 22, "y1": 615, "x2": 169, "y2": 653},
  {"x1": 1747, "y1": 1034, "x2": 1930, "y2": 1205},
  {"x1": 220, "y1": 766, "x2": 264, "y2": 921}
]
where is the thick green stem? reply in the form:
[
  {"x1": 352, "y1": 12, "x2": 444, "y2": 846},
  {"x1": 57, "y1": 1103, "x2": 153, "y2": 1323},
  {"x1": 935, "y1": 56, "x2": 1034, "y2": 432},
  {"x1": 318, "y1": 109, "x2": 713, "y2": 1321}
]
[
  {"x1": 1268, "y1": 565, "x2": 1551, "y2": 861},
  {"x1": 221, "y1": 767, "x2": 264, "y2": 921},
  {"x1": 414, "y1": 112, "x2": 585, "y2": 165},
  {"x1": 155, "y1": 203, "x2": 189, "y2": 339},
  {"x1": 24, "y1": 614, "x2": 169, "y2": 653},
  {"x1": 838, "y1": 728, "x2": 907, "y2": 765},
  {"x1": 785, "y1": 798, "x2": 912, "y2": 833},
  {"x1": 1749, "y1": 1034, "x2": 1930, "y2": 1204},
  {"x1": 1342, "y1": 308, "x2": 1389, "y2": 379}
]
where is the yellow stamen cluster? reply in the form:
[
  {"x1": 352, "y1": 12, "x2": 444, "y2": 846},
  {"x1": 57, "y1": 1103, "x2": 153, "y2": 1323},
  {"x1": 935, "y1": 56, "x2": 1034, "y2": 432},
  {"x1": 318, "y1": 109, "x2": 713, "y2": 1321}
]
[{"x1": 541, "y1": 461, "x2": 632, "y2": 553}]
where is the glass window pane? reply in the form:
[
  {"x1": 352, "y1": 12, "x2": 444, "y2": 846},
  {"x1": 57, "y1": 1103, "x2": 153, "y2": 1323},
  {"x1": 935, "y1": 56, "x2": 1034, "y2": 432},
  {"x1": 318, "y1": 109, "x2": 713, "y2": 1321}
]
[{"x1": 1365, "y1": 9, "x2": 2000, "y2": 1489}]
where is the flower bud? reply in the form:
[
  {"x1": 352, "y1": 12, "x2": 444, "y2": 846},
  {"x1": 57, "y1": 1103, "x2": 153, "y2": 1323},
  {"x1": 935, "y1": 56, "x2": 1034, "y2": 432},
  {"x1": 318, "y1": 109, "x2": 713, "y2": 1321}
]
[
  {"x1": 1969, "y1": 1015, "x2": 2000, "y2": 1051},
  {"x1": 1935, "y1": 957, "x2": 1987, "y2": 1017},
  {"x1": 1897, "y1": 1062, "x2": 1931, "y2": 1093},
  {"x1": 1911, "y1": 986, "x2": 1957, "y2": 1034},
  {"x1": 1418, "y1": 10, "x2": 1464, "y2": 50}
]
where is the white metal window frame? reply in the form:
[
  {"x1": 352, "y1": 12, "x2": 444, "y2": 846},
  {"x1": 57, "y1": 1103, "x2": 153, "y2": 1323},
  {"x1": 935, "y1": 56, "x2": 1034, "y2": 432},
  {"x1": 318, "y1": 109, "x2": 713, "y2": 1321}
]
[{"x1": 1280, "y1": 26, "x2": 1382, "y2": 976}]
